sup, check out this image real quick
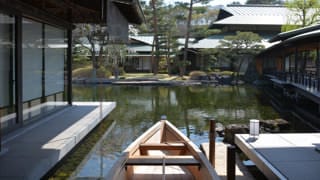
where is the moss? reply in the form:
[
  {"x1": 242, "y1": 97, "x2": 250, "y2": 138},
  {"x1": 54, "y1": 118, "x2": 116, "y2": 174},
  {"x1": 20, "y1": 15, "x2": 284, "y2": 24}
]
[{"x1": 47, "y1": 119, "x2": 114, "y2": 179}]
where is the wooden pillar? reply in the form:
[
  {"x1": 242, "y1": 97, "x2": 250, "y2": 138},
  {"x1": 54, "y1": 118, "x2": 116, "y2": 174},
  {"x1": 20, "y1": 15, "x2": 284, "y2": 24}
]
[
  {"x1": 209, "y1": 119, "x2": 216, "y2": 167},
  {"x1": 15, "y1": 16, "x2": 23, "y2": 125},
  {"x1": 317, "y1": 46, "x2": 320, "y2": 91},
  {"x1": 294, "y1": 48, "x2": 298, "y2": 83},
  {"x1": 67, "y1": 29, "x2": 73, "y2": 105},
  {"x1": 227, "y1": 145, "x2": 236, "y2": 180}
]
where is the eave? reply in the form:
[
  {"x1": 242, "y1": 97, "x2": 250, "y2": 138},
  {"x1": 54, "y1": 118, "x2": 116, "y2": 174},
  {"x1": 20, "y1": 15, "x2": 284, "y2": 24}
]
[{"x1": 112, "y1": 0, "x2": 145, "y2": 25}]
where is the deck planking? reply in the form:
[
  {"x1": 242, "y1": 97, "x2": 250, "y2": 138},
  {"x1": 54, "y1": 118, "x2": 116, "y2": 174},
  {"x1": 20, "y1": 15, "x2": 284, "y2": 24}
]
[
  {"x1": 200, "y1": 142, "x2": 254, "y2": 180},
  {"x1": 235, "y1": 133, "x2": 320, "y2": 180}
]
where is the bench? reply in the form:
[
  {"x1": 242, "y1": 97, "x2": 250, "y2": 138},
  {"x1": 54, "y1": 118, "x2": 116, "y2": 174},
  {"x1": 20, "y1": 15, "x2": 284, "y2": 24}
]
[
  {"x1": 139, "y1": 143, "x2": 186, "y2": 155},
  {"x1": 125, "y1": 155, "x2": 200, "y2": 166}
]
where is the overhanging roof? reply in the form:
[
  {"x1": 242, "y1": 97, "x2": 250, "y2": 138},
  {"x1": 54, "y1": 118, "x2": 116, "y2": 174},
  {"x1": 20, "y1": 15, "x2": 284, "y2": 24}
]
[
  {"x1": 0, "y1": 0, "x2": 144, "y2": 28},
  {"x1": 257, "y1": 25, "x2": 320, "y2": 58},
  {"x1": 269, "y1": 24, "x2": 320, "y2": 42},
  {"x1": 284, "y1": 29, "x2": 320, "y2": 44},
  {"x1": 113, "y1": 0, "x2": 145, "y2": 25}
]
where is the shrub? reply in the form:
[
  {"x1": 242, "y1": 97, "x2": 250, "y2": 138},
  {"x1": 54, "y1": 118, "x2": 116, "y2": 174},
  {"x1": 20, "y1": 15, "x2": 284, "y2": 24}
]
[
  {"x1": 189, "y1": 71, "x2": 207, "y2": 80},
  {"x1": 72, "y1": 66, "x2": 112, "y2": 79},
  {"x1": 97, "y1": 66, "x2": 112, "y2": 78},
  {"x1": 105, "y1": 65, "x2": 126, "y2": 76}
]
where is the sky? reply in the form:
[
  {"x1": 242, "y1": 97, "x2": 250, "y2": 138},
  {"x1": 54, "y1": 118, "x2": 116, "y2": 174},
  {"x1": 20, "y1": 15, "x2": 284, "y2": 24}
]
[{"x1": 163, "y1": 0, "x2": 247, "y2": 6}]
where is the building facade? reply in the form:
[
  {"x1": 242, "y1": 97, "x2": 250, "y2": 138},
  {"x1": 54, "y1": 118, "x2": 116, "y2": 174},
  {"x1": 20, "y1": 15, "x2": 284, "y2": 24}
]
[
  {"x1": 0, "y1": 0, "x2": 143, "y2": 138},
  {"x1": 187, "y1": 5, "x2": 290, "y2": 73},
  {"x1": 256, "y1": 24, "x2": 320, "y2": 127}
]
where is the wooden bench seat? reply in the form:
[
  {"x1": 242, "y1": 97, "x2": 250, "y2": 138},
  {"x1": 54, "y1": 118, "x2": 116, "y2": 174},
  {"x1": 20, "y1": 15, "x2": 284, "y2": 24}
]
[
  {"x1": 139, "y1": 143, "x2": 187, "y2": 155},
  {"x1": 125, "y1": 155, "x2": 200, "y2": 166},
  {"x1": 139, "y1": 143, "x2": 186, "y2": 151}
]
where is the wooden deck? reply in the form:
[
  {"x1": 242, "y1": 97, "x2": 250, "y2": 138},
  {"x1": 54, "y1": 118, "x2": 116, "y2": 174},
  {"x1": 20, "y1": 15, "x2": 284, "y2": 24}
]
[
  {"x1": 200, "y1": 142, "x2": 254, "y2": 180},
  {"x1": 235, "y1": 133, "x2": 320, "y2": 180}
]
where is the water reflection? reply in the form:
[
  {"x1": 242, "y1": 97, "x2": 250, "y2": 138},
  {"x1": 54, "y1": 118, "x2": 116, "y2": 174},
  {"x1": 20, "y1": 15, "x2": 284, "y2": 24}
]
[{"x1": 70, "y1": 85, "x2": 279, "y2": 178}]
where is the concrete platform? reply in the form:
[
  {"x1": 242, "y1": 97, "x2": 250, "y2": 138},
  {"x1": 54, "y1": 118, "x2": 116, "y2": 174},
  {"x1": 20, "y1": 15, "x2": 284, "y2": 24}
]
[
  {"x1": 235, "y1": 133, "x2": 320, "y2": 180},
  {"x1": 200, "y1": 142, "x2": 254, "y2": 180},
  {"x1": 0, "y1": 102, "x2": 116, "y2": 180}
]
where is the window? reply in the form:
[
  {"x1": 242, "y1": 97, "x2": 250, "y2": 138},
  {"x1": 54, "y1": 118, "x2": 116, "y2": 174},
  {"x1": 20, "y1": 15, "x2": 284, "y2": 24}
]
[{"x1": 0, "y1": 13, "x2": 16, "y2": 133}]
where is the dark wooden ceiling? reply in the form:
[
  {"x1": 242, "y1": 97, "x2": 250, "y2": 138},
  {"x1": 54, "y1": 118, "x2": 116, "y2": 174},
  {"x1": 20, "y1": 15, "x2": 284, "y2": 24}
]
[
  {"x1": 19, "y1": 0, "x2": 104, "y2": 23},
  {"x1": 0, "y1": 0, "x2": 144, "y2": 28}
]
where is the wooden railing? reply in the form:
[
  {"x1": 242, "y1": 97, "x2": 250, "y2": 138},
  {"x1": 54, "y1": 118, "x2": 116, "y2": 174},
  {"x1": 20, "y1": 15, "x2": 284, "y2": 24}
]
[{"x1": 273, "y1": 71, "x2": 320, "y2": 92}]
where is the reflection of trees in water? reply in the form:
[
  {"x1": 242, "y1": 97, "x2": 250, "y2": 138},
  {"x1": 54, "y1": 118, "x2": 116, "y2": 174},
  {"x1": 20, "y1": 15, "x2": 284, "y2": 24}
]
[{"x1": 73, "y1": 85, "x2": 279, "y2": 128}]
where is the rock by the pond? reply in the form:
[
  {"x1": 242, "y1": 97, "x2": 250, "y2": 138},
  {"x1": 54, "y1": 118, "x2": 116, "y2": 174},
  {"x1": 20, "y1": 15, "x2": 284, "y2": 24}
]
[
  {"x1": 260, "y1": 118, "x2": 290, "y2": 132},
  {"x1": 223, "y1": 124, "x2": 249, "y2": 144},
  {"x1": 215, "y1": 123, "x2": 225, "y2": 137}
]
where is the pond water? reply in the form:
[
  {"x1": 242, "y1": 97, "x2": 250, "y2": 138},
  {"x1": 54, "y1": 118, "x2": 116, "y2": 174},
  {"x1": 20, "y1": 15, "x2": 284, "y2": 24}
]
[{"x1": 49, "y1": 85, "x2": 310, "y2": 179}]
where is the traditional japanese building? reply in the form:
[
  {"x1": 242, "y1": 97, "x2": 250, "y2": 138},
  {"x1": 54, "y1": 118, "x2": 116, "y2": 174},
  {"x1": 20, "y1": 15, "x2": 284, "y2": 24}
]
[
  {"x1": 256, "y1": 24, "x2": 320, "y2": 127},
  {"x1": 126, "y1": 36, "x2": 154, "y2": 72},
  {"x1": 187, "y1": 4, "x2": 290, "y2": 73},
  {"x1": 0, "y1": 0, "x2": 143, "y2": 178}
]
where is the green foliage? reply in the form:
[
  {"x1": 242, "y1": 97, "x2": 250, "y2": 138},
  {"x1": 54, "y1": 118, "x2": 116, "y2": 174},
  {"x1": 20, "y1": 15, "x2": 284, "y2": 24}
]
[
  {"x1": 72, "y1": 66, "x2": 112, "y2": 79},
  {"x1": 217, "y1": 31, "x2": 264, "y2": 79},
  {"x1": 219, "y1": 31, "x2": 264, "y2": 51},
  {"x1": 282, "y1": 0, "x2": 320, "y2": 31},
  {"x1": 73, "y1": 46, "x2": 91, "y2": 70},
  {"x1": 192, "y1": 26, "x2": 220, "y2": 41}
]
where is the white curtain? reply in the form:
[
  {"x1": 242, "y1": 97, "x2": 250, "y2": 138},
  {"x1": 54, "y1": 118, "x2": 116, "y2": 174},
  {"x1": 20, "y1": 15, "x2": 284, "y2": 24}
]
[
  {"x1": 44, "y1": 25, "x2": 66, "y2": 96},
  {"x1": 22, "y1": 19, "x2": 42, "y2": 101}
]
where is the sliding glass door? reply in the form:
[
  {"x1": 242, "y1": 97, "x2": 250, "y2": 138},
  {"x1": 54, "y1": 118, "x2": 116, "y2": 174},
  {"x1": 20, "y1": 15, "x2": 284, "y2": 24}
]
[
  {"x1": 22, "y1": 18, "x2": 67, "y2": 123},
  {"x1": 0, "y1": 14, "x2": 16, "y2": 133}
]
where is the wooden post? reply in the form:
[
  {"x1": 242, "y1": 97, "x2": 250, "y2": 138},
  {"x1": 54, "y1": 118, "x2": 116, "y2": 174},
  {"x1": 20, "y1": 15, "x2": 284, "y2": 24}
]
[
  {"x1": 67, "y1": 29, "x2": 73, "y2": 105},
  {"x1": 0, "y1": 109, "x2": 2, "y2": 153},
  {"x1": 209, "y1": 119, "x2": 215, "y2": 167},
  {"x1": 15, "y1": 16, "x2": 23, "y2": 126},
  {"x1": 227, "y1": 145, "x2": 236, "y2": 180}
]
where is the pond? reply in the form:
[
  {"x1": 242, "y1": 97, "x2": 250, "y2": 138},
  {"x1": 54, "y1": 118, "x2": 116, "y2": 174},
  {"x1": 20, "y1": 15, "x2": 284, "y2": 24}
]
[{"x1": 48, "y1": 85, "x2": 311, "y2": 179}]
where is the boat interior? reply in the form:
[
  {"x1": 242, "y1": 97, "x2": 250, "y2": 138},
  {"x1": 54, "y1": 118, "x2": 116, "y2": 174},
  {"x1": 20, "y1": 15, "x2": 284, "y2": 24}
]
[{"x1": 109, "y1": 120, "x2": 218, "y2": 180}]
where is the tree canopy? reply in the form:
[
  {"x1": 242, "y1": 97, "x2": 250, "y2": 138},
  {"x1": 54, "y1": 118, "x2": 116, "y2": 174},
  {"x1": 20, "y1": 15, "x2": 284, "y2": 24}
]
[
  {"x1": 282, "y1": 0, "x2": 320, "y2": 31},
  {"x1": 217, "y1": 31, "x2": 264, "y2": 81}
]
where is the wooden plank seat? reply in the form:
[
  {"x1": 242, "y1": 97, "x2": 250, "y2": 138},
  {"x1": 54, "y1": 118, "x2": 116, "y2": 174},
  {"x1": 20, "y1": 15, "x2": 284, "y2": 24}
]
[
  {"x1": 139, "y1": 142, "x2": 186, "y2": 151},
  {"x1": 125, "y1": 155, "x2": 201, "y2": 166}
]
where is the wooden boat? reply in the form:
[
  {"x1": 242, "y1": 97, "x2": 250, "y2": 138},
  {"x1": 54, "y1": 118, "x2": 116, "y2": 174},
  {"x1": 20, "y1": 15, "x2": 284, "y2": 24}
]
[{"x1": 108, "y1": 120, "x2": 220, "y2": 180}]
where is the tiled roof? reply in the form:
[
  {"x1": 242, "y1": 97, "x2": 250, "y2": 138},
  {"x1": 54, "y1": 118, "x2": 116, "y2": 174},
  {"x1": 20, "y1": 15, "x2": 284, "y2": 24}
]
[
  {"x1": 190, "y1": 34, "x2": 276, "y2": 49},
  {"x1": 128, "y1": 45, "x2": 152, "y2": 52},
  {"x1": 129, "y1": 36, "x2": 195, "y2": 52},
  {"x1": 213, "y1": 15, "x2": 287, "y2": 26},
  {"x1": 222, "y1": 5, "x2": 288, "y2": 16},
  {"x1": 130, "y1": 36, "x2": 154, "y2": 45},
  {"x1": 211, "y1": 5, "x2": 290, "y2": 27}
]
